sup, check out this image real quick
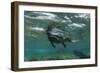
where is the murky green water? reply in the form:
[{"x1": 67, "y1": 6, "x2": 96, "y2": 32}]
[{"x1": 24, "y1": 11, "x2": 90, "y2": 61}]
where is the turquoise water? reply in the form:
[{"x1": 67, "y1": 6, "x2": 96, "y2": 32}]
[{"x1": 24, "y1": 11, "x2": 90, "y2": 61}]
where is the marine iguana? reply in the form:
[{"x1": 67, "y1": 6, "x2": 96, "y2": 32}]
[{"x1": 46, "y1": 25, "x2": 72, "y2": 48}]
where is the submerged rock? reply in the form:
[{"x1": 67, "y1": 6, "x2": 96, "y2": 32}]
[{"x1": 73, "y1": 50, "x2": 90, "y2": 59}]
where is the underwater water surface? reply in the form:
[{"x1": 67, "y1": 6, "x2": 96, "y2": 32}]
[{"x1": 24, "y1": 11, "x2": 90, "y2": 61}]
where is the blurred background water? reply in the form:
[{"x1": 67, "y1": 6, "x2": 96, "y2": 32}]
[{"x1": 24, "y1": 11, "x2": 90, "y2": 61}]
